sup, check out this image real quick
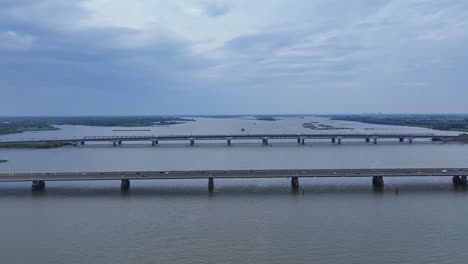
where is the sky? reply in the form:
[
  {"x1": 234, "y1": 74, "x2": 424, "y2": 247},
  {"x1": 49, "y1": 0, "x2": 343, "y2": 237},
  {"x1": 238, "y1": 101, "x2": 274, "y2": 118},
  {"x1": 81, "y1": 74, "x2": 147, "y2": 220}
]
[{"x1": 1, "y1": 0, "x2": 468, "y2": 115}]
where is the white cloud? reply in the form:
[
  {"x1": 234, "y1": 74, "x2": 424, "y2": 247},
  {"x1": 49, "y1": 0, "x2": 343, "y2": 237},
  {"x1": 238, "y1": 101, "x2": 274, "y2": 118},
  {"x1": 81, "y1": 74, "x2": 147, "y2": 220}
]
[{"x1": 0, "y1": 31, "x2": 35, "y2": 50}]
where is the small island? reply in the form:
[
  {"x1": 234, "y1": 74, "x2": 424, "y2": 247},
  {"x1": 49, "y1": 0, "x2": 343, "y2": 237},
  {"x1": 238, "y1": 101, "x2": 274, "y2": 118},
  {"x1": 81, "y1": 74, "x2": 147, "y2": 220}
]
[
  {"x1": 302, "y1": 122, "x2": 352, "y2": 130},
  {"x1": 255, "y1": 116, "x2": 277, "y2": 121}
]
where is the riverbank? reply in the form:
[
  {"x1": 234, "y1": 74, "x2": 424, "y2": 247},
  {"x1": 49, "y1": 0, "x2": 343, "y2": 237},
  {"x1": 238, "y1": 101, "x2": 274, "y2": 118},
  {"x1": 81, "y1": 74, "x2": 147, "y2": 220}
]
[
  {"x1": 0, "y1": 125, "x2": 59, "y2": 135},
  {"x1": 328, "y1": 114, "x2": 468, "y2": 132},
  {"x1": 0, "y1": 116, "x2": 196, "y2": 136},
  {"x1": 0, "y1": 142, "x2": 71, "y2": 149},
  {"x1": 451, "y1": 134, "x2": 468, "y2": 143},
  {"x1": 0, "y1": 160, "x2": 7, "y2": 163}
]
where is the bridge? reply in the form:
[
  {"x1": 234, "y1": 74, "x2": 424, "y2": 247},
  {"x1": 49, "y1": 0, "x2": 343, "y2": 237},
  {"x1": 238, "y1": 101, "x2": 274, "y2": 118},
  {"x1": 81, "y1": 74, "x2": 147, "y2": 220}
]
[
  {"x1": 1, "y1": 168, "x2": 467, "y2": 191},
  {"x1": 0, "y1": 133, "x2": 458, "y2": 146}
]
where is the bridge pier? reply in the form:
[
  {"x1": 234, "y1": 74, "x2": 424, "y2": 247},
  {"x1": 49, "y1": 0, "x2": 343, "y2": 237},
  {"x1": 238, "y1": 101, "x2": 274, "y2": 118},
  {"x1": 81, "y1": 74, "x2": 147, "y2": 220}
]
[
  {"x1": 301, "y1": 138, "x2": 305, "y2": 145},
  {"x1": 337, "y1": 138, "x2": 342, "y2": 144},
  {"x1": 453, "y1": 176, "x2": 467, "y2": 186},
  {"x1": 80, "y1": 141, "x2": 85, "y2": 145},
  {"x1": 365, "y1": 138, "x2": 370, "y2": 143},
  {"x1": 227, "y1": 139, "x2": 231, "y2": 146},
  {"x1": 409, "y1": 138, "x2": 413, "y2": 144},
  {"x1": 373, "y1": 137, "x2": 378, "y2": 144},
  {"x1": 190, "y1": 139, "x2": 195, "y2": 146},
  {"x1": 291, "y1": 177, "x2": 299, "y2": 189},
  {"x1": 152, "y1": 140, "x2": 159, "y2": 147},
  {"x1": 372, "y1": 176, "x2": 384, "y2": 188},
  {"x1": 118, "y1": 141, "x2": 122, "y2": 145},
  {"x1": 297, "y1": 138, "x2": 301, "y2": 144},
  {"x1": 332, "y1": 138, "x2": 336, "y2": 143},
  {"x1": 32, "y1": 180, "x2": 45, "y2": 191},
  {"x1": 262, "y1": 138, "x2": 269, "y2": 145},
  {"x1": 399, "y1": 138, "x2": 404, "y2": 142},
  {"x1": 121, "y1": 179, "x2": 130, "y2": 191},
  {"x1": 208, "y1": 177, "x2": 214, "y2": 191},
  {"x1": 112, "y1": 142, "x2": 117, "y2": 147}
]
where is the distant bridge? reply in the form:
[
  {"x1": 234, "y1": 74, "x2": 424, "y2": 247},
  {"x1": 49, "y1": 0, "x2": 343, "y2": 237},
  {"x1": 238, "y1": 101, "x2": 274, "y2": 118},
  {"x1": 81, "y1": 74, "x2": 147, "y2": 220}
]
[
  {"x1": 1, "y1": 168, "x2": 467, "y2": 191},
  {"x1": 0, "y1": 133, "x2": 458, "y2": 146}
]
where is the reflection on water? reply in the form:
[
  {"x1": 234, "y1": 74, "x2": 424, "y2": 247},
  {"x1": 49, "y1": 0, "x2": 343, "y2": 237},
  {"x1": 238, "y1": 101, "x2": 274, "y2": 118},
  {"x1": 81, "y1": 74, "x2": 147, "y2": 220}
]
[{"x1": 0, "y1": 177, "x2": 465, "y2": 197}]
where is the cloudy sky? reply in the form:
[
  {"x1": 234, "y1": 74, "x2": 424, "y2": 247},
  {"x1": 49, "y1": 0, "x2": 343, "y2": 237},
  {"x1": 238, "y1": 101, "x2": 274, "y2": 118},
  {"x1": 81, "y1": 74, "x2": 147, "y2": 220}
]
[{"x1": 1, "y1": 0, "x2": 467, "y2": 115}]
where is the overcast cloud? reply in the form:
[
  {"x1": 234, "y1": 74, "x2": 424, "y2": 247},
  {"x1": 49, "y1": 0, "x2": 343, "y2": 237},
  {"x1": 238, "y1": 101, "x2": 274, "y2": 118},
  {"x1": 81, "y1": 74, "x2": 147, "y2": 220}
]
[{"x1": 1, "y1": 0, "x2": 468, "y2": 115}]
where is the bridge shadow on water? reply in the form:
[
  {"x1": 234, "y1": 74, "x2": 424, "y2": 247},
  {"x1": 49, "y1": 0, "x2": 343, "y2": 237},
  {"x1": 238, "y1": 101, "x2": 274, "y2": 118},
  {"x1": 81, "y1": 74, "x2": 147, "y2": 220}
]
[{"x1": 0, "y1": 179, "x2": 467, "y2": 199}]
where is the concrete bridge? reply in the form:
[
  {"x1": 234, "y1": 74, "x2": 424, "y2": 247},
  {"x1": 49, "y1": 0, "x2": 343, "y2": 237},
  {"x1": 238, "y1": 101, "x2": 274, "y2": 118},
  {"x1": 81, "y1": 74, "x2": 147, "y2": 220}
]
[
  {"x1": 0, "y1": 133, "x2": 457, "y2": 147},
  {"x1": 1, "y1": 168, "x2": 467, "y2": 191}
]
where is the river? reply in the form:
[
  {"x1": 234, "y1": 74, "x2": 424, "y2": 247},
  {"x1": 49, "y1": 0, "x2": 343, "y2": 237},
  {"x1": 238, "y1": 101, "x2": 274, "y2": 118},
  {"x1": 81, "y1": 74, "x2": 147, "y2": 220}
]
[{"x1": 0, "y1": 117, "x2": 467, "y2": 264}]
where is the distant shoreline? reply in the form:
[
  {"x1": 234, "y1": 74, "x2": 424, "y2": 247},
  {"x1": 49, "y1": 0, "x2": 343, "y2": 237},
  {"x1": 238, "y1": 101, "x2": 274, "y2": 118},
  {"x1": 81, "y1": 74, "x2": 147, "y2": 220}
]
[
  {"x1": 0, "y1": 117, "x2": 195, "y2": 136},
  {"x1": 328, "y1": 115, "x2": 468, "y2": 133}
]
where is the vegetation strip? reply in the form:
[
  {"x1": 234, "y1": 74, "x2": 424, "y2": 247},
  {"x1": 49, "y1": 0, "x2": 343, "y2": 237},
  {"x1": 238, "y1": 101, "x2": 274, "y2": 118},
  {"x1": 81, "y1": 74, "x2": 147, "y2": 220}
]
[
  {"x1": 0, "y1": 142, "x2": 71, "y2": 149},
  {"x1": 0, "y1": 116, "x2": 195, "y2": 135},
  {"x1": 328, "y1": 114, "x2": 468, "y2": 132}
]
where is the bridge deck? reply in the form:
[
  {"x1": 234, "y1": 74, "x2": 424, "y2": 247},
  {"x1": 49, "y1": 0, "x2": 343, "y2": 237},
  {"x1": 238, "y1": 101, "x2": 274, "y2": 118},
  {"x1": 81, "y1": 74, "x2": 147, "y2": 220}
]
[
  {"x1": 1, "y1": 168, "x2": 466, "y2": 182},
  {"x1": 0, "y1": 133, "x2": 457, "y2": 144}
]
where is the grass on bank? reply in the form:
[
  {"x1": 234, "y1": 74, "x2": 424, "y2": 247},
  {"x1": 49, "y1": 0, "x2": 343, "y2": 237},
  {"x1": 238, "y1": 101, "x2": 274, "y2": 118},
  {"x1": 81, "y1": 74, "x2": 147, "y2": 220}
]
[
  {"x1": 451, "y1": 134, "x2": 468, "y2": 143},
  {"x1": 0, "y1": 125, "x2": 59, "y2": 135},
  {"x1": 0, "y1": 142, "x2": 71, "y2": 149},
  {"x1": 0, "y1": 117, "x2": 196, "y2": 135}
]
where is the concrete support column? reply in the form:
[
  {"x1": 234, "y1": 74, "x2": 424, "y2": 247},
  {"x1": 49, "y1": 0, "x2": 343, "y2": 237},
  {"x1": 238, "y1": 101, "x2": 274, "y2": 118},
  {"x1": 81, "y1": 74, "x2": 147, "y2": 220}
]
[
  {"x1": 227, "y1": 139, "x2": 231, "y2": 146},
  {"x1": 372, "y1": 176, "x2": 384, "y2": 188},
  {"x1": 80, "y1": 141, "x2": 85, "y2": 145},
  {"x1": 337, "y1": 138, "x2": 342, "y2": 144},
  {"x1": 112, "y1": 142, "x2": 117, "y2": 147},
  {"x1": 399, "y1": 138, "x2": 404, "y2": 142},
  {"x1": 301, "y1": 138, "x2": 305, "y2": 145},
  {"x1": 262, "y1": 138, "x2": 268, "y2": 145},
  {"x1": 409, "y1": 138, "x2": 413, "y2": 144},
  {"x1": 332, "y1": 138, "x2": 336, "y2": 143},
  {"x1": 365, "y1": 138, "x2": 370, "y2": 143},
  {"x1": 373, "y1": 137, "x2": 378, "y2": 144},
  {"x1": 190, "y1": 139, "x2": 195, "y2": 146},
  {"x1": 118, "y1": 141, "x2": 122, "y2": 145},
  {"x1": 291, "y1": 177, "x2": 299, "y2": 189},
  {"x1": 453, "y1": 175, "x2": 467, "y2": 186},
  {"x1": 32, "y1": 180, "x2": 45, "y2": 191},
  {"x1": 121, "y1": 179, "x2": 130, "y2": 191},
  {"x1": 208, "y1": 177, "x2": 214, "y2": 191},
  {"x1": 152, "y1": 141, "x2": 156, "y2": 147},
  {"x1": 297, "y1": 138, "x2": 301, "y2": 144}
]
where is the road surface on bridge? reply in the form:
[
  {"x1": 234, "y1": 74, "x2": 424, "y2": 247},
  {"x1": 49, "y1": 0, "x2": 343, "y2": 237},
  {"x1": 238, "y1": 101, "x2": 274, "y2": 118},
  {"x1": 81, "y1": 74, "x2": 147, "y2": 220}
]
[{"x1": 1, "y1": 168, "x2": 466, "y2": 182}]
